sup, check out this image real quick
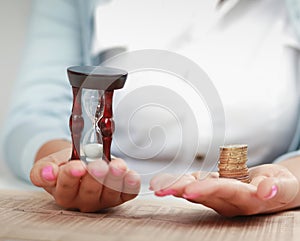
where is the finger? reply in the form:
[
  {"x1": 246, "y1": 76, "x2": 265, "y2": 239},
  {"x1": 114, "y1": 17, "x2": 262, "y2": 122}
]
[
  {"x1": 30, "y1": 148, "x2": 71, "y2": 188},
  {"x1": 30, "y1": 159, "x2": 59, "y2": 189},
  {"x1": 54, "y1": 160, "x2": 86, "y2": 207},
  {"x1": 256, "y1": 176, "x2": 298, "y2": 204},
  {"x1": 75, "y1": 160, "x2": 109, "y2": 212},
  {"x1": 191, "y1": 171, "x2": 219, "y2": 180},
  {"x1": 182, "y1": 178, "x2": 259, "y2": 216},
  {"x1": 154, "y1": 174, "x2": 196, "y2": 197},
  {"x1": 121, "y1": 170, "x2": 141, "y2": 202},
  {"x1": 182, "y1": 178, "x2": 257, "y2": 204},
  {"x1": 149, "y1": 173, "x2": 180, "y2": 192},
  {"x1": 99, "y1": 158, "x2": 127, "y2": 208},
  {"x1": 250, "y1": 175, "x2": 266, "y2": 187},
  {"x1": 86, "y1": 159, "x2": 109, "y2": 182},
  {"x1": 184, "y1": 194, "x2": 241, "y2": 217}
]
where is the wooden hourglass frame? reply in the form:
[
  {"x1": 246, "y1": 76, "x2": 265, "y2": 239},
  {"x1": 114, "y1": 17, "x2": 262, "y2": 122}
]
[{"x1": 67, "y1": 66, "x2": 127, "y2": 162}]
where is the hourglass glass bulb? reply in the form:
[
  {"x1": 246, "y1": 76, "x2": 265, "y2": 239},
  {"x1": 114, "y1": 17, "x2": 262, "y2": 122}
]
[
  {"x1": 68, "y1": 66, "x2": 127, "y2": 162},
  {"x1": 83, "y1": 89, "x2": 104, "y2": 121}
]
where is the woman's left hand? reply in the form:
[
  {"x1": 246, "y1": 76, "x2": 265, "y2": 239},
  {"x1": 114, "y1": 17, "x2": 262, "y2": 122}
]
[{"x1": 149, "y1": 164, "x2": 299, "y2": 217}]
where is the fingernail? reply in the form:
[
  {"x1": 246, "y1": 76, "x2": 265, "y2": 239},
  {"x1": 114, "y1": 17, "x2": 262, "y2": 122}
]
[
  {"x1": 182, "y1": 193, "x2": 199, "y2": 199},
  {"x1": 91, "y1": 169, "x2": 106, "y2": 178},
  {"x1": 42, "y1": 166, "x2": 55, "y2": 181},
  {"x1": 264, "y1": 185, "x2": 278, "y2": 200},
  {"x1": 70, "y1": 169, "x2": 85, "y2": 177},
  {"x1": 111, "y1": 167, "x2": 125, "y2": 176},
  {"x1": 155, "y1": 189, "x2": 177, "y2": 197},
  {"x1": 127, "y1": 179, "x2": 139, "y2": 186}
]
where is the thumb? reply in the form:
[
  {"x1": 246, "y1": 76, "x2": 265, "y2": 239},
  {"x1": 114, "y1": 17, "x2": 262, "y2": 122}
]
[
  {"x1": 256, "y1": 176, "x2": 299, "y2": 205},
  {"x1": 30, "y1": 148, "x2": 71, "y2": 188}
]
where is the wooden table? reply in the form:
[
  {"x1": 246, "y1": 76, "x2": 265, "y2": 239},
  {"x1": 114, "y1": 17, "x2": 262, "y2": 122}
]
[{"x1": 0, "y1": 190, "x2": 299, "y2": 241}]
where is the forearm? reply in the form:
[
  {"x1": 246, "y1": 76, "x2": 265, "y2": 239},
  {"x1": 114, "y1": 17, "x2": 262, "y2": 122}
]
[{"x1": 1, "y1": 0, "x2": 83, "y2": 181}]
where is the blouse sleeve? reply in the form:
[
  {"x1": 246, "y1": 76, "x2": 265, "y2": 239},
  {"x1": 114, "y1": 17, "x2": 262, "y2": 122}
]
[
  {"x1": 273, "y1": 0, "x2": 300, "y2": 163},
  {"x1": 1, "y1": 0, "x2": 85, "y2": 182}
]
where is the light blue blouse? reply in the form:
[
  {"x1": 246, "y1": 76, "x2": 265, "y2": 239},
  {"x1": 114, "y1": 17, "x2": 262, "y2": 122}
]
[{"x1": 1, "y1": 0, "x2": 300, "y2": 182}]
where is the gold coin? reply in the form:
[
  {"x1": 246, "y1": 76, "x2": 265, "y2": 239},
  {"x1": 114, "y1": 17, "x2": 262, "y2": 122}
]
[
  {"x1": 218, "y1": 164, "x2": 248, "y2": 171},
  {"x1": 219, "y1": 170, "x2": 249, "y2": 176},
  {"x1": 219, "y1": 160, "x2": 247, "y2": 164},
  {"x1": 219, "y1": 151, "x2": 247, "y2": 156},
  {"x1": 236, "y1": 175, "x2": 251, "y2": 184},
  {"x1": 220, "y1": 144, "x2": 247, "y2": 150},
  {"x1": 220, "y1": 156, "x2": 247, "y2": 160},
  {"x1": 218, "y1": 144, "x2": 250, "y2": 184},
  {"x1": 221, "y1": 148, "x2": 247, "y2": 151}
]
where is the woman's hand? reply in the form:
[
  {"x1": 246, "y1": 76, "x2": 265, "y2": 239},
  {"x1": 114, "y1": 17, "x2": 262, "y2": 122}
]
[
  {"x1": 150, "y1": 164, "x2": 299, "y2": 217},
  {"x1": 30, "y1": 141, "x2": 140, "y2": 212}
]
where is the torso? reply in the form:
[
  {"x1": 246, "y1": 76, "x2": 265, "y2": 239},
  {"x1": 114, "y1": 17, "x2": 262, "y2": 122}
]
[{"x1": 92, "y1": 0, "x2": 300, "y2": 169}]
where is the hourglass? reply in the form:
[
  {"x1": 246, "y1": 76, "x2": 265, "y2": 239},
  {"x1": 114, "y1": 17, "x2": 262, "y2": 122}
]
[{"x1": 67, "y1": 66, "x2": 127, "y2": 163}]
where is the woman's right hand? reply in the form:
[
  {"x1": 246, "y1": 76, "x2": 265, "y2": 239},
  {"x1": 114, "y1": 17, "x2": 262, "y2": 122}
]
[{"x1": 30, "y1": 142, "x2": 140, "y2": 212}]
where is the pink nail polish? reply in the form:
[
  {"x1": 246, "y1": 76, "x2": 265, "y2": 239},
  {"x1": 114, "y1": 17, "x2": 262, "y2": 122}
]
[
  {"x1": 111, "y1": 167, "x2": 125, "y2": 176},
  {"x1": 127, "y1": 179, "x2": 138, "y2": 186},
  {"x1": 42, "y1": 166, "x2": 55, "y2": 181},
  {"x1": 182, "y1": 193, "x2": 199, "y2": 199},
  {"x1": 70, "y1": 169, "x2": 84, "y2": 177},
  {"x1": 155, "y1": 191, "x2": 165, "y2": 197},
  {"x1": 91, "y1": 169, "x2": 106, "y2": 178},
  {"x1": 155, "y1": 189, "x2": 177, "y2": 196},
  {"x1": 264, "y1": 185, "x2": 278, "y2": 200}
]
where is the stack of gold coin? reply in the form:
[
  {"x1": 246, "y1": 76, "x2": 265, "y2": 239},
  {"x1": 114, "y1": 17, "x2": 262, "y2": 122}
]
[{"x1": 218, "y1": 144, "x2": 251, "y2": 183}]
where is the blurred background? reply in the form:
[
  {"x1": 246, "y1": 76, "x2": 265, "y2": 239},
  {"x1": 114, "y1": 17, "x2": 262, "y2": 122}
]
[
  {"x1": 0, "y1": 0, "x2": 31, "y2": 128},
  {"x1": 0, "y1": 0, "x2": 33, "y2": 189}
]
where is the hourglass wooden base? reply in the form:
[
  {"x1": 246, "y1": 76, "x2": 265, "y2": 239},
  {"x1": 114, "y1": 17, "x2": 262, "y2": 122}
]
[{"x1": 67, "y1": 66, "x2": 127, "y2": 162}]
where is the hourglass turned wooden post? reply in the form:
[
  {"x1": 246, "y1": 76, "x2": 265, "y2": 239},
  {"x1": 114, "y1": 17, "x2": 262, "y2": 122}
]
[
  {"x1": 69, "y1": 87, "x2": 83, "y2": 160},
  {"x1": 99, "y1": 90, "x2": 114, "y2": 162},
  {"x1": 67, "y1": 66, "x2": 127, "y2": 162}
]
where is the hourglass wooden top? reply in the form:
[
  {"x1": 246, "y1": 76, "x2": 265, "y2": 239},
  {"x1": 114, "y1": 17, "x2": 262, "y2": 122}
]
[{"x1": 67, "y1": 66, "x2": 127, "y2": 90}]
